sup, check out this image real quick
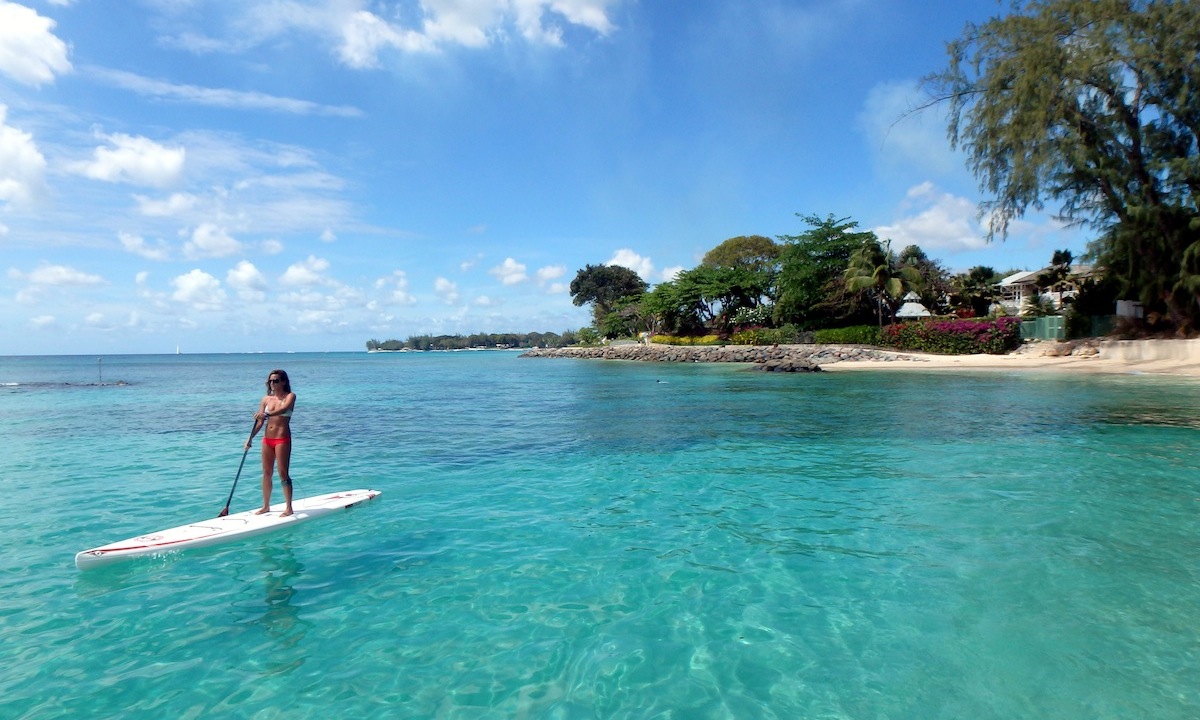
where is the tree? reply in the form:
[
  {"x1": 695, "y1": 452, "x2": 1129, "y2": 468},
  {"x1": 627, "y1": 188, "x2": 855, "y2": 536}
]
[
  {"x1": 701, "y1": 235, "x2": 781, "y2": 274},
  {"x1": 569, "y1": 264, "x2": 649, "y2": 326},
  {"x1": 775, "y1": 214, "x2": 877, "y2": 328},
  {"x1": 844, "y1": 240, "x2": 923, "y2": 325},
  {"x1": 951, "y1": 266, "x2": 1002, "y2": 317},
  {"x1": 1036, "y1": 249, "x2": 1074, "y2": 296},
  {"x1": 924, "y1": 0, "x2": 1200, "y2": 330}
]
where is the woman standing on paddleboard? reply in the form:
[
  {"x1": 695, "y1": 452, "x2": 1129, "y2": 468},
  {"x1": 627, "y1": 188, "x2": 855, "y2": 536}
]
[{"x1": 246, "y1": 369, "x2": 296, "y2": 516}]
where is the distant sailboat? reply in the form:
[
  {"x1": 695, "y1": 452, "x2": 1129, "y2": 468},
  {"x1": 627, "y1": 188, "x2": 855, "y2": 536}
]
[{"x1": 176, "y1": 343, "x2": 180, "y2": 355}]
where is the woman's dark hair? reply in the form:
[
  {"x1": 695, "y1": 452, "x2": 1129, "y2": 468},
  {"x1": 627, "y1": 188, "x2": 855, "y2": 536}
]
[{"x1": 265, "y1": 369, "x2": 292, "y2": 393}]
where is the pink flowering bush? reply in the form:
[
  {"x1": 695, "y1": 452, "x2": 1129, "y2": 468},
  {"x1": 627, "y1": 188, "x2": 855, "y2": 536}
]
[{"x1": 880, "y1": 316, "x2": 1022, "y2": 354}]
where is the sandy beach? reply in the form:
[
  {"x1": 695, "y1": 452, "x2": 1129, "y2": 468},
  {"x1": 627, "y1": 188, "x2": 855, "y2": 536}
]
[{"x1": 820, "y1": 338, "x2": 1200, "y2": 377}]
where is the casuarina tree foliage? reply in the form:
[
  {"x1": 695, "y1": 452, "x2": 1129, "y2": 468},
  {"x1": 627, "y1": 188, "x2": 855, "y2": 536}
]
[{"x1": 924, "y1": 0, "x2": 1200, "y2": 330}]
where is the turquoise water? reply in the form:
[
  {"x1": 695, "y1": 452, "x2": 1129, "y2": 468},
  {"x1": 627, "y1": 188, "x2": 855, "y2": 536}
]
[{"x1": 3, "y1": 352, "x2": 1200, "y2": 719}]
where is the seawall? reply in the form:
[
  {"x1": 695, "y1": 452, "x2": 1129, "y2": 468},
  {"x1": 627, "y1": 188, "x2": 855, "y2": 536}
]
[{"x1": 520, "y1": 343, "x2": 921, "y2": 371}]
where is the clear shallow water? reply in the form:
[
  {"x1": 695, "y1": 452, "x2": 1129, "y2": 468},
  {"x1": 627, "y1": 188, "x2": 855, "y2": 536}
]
[{"x1": 2, "y1": 351, "x2": 1200, "y2": 719}]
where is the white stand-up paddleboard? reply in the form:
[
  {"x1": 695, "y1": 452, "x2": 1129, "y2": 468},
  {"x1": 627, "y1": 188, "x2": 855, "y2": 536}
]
[{"x1": 75, "y1": 489, "x2": 381, "y2": 570}]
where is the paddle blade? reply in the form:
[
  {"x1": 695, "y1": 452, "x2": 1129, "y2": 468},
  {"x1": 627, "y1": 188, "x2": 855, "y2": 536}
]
[{"x1": 217, "y1": 506, "x2": 229, "y2": 518}]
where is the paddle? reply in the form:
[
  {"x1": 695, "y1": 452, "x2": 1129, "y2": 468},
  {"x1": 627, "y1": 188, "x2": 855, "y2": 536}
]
[{"x1": 218, "y1": 419, "x2": 260, "y2": 518}]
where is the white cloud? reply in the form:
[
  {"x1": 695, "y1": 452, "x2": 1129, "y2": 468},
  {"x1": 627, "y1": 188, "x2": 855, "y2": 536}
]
[
  {"x1": 171, "y1": 269, "x2": 227, "y2": 310},
  {"x1": 22, "y1": 264, "x2": 105, "y2": 286},
  {"x1": 339, "y1": 10, "x2": 433, "y2": 68},
  {"x1": 376, "y1": 269, "x2": 417, "y2": 305},
  {"x1": 30, "y1": 315, "x2": 55, "y2": 328},
  {"x1": 474, "y1": 295, "x2": 495, "y2": 307},
  {"x1": 0, "y1": 2, "x2": 71, "y2": 86},
  {"x1": 461, "y1": 253, "x2": 484, "y2": 271},
  {"x1": 535, "y1": 264, "x2": 565, "y2": 285},
  {"x1": 489, "y1": 257, "x2": 528, "y2": 285},
  {"x1": 119, "y1": 231, "x2": 171, "y2": 261},
  {"x1": 185, "y1": 1, "x2": 619, "y2": 69},
  {"x1": 261, "y1": 239, "x2": 284, "y2": 254},
  {"x1": 86, "y1": 66, "x2": 363, "y2": 117},
  {"x1": 227, "y1": 260, "x2": 268, "y2": 301},
  {"x1": 659, "y1": 265, "x2": 684, "y2": 282},
  {"x1": 85, "y1": 312, "x2": 106, "y2": 326},
  {"x1": 319, "y1": 228, "x2": 336, "y2": 242},
  {"x1": 134, "y1": 192, "x2": 198, "y2": 217},
  {"x1": 70, "y1": 133, "x2": 186, "y2": 187},
  {"x1": 434, "y1": 276, "x2": 459, "y2": 304},
  {"x1": 873, "y1": 183, "x2": 988, "y2": 254},
  {"x1": 281, "y1": 255, "x2": 331, "y2": 287},
  {"x1": 0, "y1": 105, "x2": 48, "y2": 208},
  {"x1": 606, "y1": 248, "x2": 654, "y2": 280},
  {"x1": 184, "y1": 223, "x2": 242, "y2": 259}
]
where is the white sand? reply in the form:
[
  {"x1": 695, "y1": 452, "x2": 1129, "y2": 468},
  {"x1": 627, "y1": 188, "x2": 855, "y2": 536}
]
[{"x1": 822, "y1": 339, "x2": 1200, "y2": 377}]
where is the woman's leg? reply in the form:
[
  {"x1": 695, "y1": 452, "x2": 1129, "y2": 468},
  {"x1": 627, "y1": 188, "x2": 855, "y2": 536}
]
[
  {"x1": 256, "y1": 442, "x2": 276, "y2": 514},
  {"x1": 277, "y1": 441, "x2": 294, "y2": 516}
]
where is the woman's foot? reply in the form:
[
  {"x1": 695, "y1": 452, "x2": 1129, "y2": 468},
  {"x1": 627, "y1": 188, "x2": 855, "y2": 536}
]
[
  {"x1": 254, "y1": 507, "x2": 271, "y2": 515},
  {"x1": 280, "y1": 508, "x2": 293, "y2": 517}
]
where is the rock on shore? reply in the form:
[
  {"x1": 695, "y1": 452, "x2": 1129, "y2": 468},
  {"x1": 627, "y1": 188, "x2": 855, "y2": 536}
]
[{"x1": 520, "y1": 343, "x2": 922, "y2": 371}]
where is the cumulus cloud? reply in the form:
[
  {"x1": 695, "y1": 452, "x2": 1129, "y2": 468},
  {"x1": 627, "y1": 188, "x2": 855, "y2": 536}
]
[
  {"x1": 227, "y1": 260, "x2": 268, "y2": 301},
  {"x1": 489, "y1": 257, "x2": 528, "y2": 285},
  {"x1": 17, "y1": 263, "x2": 105, "y2": 286},
  {"x1": 339, "y1": 10, "x2": 433, "y2": 68},
  {"x1": 375, "y1": 269, "x2": 417, "y2": 305},
  {"x1": 0, "y1": 105, "x2": 48, "y2": 208},
  {"x1": 659, "y1": 265, "x2": 685, "y2": 282},
  {"x1": 119, "y1": 231, "x2": 171, "y2": 261},
  {"x1": 536, "y1": 264, "x2": 565, "y2": 284},
  {"x1": 0, "y1": 2, "x2": 71, "y2": 86},
  {"x1": 183, "y1": 223, "x2": 242, "y2": 259},
  {"x1": 134, "y1": 192, "x2": 198, "y2": 217},
  {"x1": 606, "y1": 248, "x2": 655, "y2": 280},
  {"x1": 281, "y1": 255, "x2": 332, "y2": 287},
  {"x1": 30, "y1": 314, "x2": 55, "y2": 328},
  {"x1": 69, "y1": 133, "x2": 186, "y2": 187},
  {"x1": 872, "y1": 183, "x2": 988, "y2": 254},
  {"x1": 434, "y1": 276, "x2": 459, "y2": 304},
  {"x1": 171, "y1": 269, "x2": 226, "y2": 310}
]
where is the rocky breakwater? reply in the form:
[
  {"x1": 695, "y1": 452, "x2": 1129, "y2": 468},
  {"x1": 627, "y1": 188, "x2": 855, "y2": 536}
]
[{"x1": 520, "y1": 343, "x2": 918, "y2": 372}]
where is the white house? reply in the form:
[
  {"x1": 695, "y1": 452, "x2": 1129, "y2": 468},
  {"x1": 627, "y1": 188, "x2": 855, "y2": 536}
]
[{"x1": 997, "y1": 265, "x2": 1094, "y2": 315}]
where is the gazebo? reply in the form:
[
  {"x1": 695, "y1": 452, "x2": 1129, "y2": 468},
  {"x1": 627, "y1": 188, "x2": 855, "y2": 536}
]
[{"x1": 895, "y1": 291, "x2": 931, "y2": 319}]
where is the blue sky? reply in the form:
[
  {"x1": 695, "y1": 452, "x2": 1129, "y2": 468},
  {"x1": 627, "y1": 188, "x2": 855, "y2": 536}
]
[{"x1": 0, "y1": 0, "x2": 1089, "y2": 355}]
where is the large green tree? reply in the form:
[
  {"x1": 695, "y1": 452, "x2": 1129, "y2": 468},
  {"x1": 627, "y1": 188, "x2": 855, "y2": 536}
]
[
  {"x1": 701, "y1": 235, "x2": 781, "y2": 274},
  {"x1": 924, "y1": 0, "x2": 1200, "y2": 329},
  {"x1": 569, "y1": 264, "x2": 649, "y2": 326},
  {"x1": 775, "y1": 214, "x2": 877, "y2": 328}
]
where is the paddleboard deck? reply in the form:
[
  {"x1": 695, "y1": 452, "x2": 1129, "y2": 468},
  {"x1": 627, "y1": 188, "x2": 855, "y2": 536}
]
[{"x1": 75, "y1": 489, "x2": 381, "y2": 570}]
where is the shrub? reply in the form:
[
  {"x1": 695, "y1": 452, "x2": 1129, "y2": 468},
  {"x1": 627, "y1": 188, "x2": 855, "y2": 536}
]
[
  {"x1": 814, "y1": 325, "x2": 880, "y2": 345},
  {"x1": 652, "y1": 334, "x2": 722, "y2": 346},
  {"x1": 729, "y1": 324, "x2": 813, "y2": 345},
  {"x1": 879, "y1": 317, "x2": 1022, "y2": 354}
]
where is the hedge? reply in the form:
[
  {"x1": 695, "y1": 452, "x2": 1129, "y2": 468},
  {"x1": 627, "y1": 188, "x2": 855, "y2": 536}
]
[{"x1": 879, "y1": 317, "x2": 1022, "y2": 355}]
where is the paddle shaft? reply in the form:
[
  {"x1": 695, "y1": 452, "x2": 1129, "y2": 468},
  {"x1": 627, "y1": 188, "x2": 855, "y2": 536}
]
[{"x1": 218, "y1": 419, "x2": 261, "y2": 517}]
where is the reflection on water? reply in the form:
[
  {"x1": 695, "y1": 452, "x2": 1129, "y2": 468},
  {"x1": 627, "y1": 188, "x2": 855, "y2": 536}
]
[{"x1": 257, "y1": 544, "x2": 307, "y2": 647}]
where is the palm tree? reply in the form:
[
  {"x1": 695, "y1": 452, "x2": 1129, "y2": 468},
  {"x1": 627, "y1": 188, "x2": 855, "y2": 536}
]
[{"x1": 844, "y1": 240, "x2": 922, "y2": 326}]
